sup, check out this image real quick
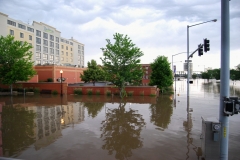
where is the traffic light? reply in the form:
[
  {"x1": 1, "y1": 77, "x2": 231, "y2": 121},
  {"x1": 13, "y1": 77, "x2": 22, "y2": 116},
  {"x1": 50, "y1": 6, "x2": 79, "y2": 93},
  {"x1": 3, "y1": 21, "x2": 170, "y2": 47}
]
[
  {"x1": 204, "y1": 38, "x2": 210, "y2": 52},
  {"x1": 198, "y1": 44, "x2": 203, "y2": 56}
]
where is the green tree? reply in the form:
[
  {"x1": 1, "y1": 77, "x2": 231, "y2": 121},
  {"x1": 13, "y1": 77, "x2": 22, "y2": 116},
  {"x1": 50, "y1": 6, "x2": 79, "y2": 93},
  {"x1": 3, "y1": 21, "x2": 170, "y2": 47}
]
[
  {"x1": 211, "y1": 68, "x2": 220, "y2": 80},
  {"x1": 80, "y1": 59, "x2": 106, "y2": 86},
  {"x1": 201, "y1": 71, "x2": 212, "y2": 83},
  {"x1": 0, "y1": 35, "x2": 36, "y2": 94},
  {"x1": 149, "y1": 56, "x2": 173, "y2": 92},
  {"x1": 192, "y1": 73, "x2": 197, "y2": 79},
  {"x1": 100, "y1": 33, "x2": 144, "y2": 98}
]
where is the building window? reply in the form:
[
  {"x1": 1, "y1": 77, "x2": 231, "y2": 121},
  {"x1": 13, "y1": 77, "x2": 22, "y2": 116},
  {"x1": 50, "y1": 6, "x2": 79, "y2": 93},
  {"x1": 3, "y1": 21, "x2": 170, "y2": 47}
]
[
  {"x1": 78, "y1": 50, "x2": 80, "y2": 54},
  {"x1": 43, "y1": 32, "x2": 48, "y2": 39},
  {"x1": 61, "y1": 57, "x2": 64, "y2": 61},
  {"x1": 55, "y1": 43, "x2": 59, "y2": 49},
  {"x1": 50, "y1": 35, "x2": 54, "y2": 41},
  {"x1": 70, "y1": 42, "x2": 73, "y2": 45},
  {"x1": 43, "y1": 54, "x2": 48, "y2": 59},
  {"x1": 66, "y1": 40, "x2": 69, "y2": 44},
  {"x1": 18, "y1": 23, "x2": 26, "y2": 30},
  {"x1": 71, "y1": 48, "x2": 72, "y2": 51},
  {"x1": 43, "y1": 47, "x2": 48, "y2": 53},
  {"x1": 36, "y1": 53, "x2": 41, "y2": 58},
  {"x1": 43, "y1": 40, "x2": 48, "y2": 46},
  {"x1": 66, "y1": 46, "x2": 68, "y2": 50},
  {"x1": 70, "y1": 53, "x2": 73, "y2": 57},
  {"x1": 61, "y1": 45, "x2": 64, "y2": 49},
  {"x1": 56, "y1": 37, "x2": 59, "y2": 42},
  {"x1": 7, "y1": 20, "x2": 16, "y2": 26},
  {"x1": 62, "y1": 51, "x2": 64, "y2": 55},
  {"x1": 50, "y1": 48, "x2": 54, "y2": 54},
  {"x1": 36, "y1": 45, "x2": 41, "y2": 51},
  {"x1": 56, "y1": 50, "x2": 59, "y2": 55},
  {"x1": 9, "y1": 30, "x2": 14, "y2": 35},
  {"x1": 82, "y1": 46, "x2": 84, "y2": 50},
  {"x1": 66, "y1": 52, "x2": 68, "y2": 56},
  {"x1": 20, "y1": 32, "x2": 24, "y2": 38},
  {"x1": 36, "y1": 37, "x2": 41, "y2": 44},
  {"x1": 29, "y1": 35, "x2": 32, "y2": 40},
  {"x1": 55, "y1": 56, "x2": 59, "y2": 62},
  {"x1": 50, "y1": 55, "x2": 54, "y2": 61},
  {"x1": 29, "y1": 43, "x2": 32, "y2": 46},
  {"x1": 27, "y1": 27, "x2": 34, "y2": 32},
  {"x1": 36, "y1": 60, "x2": 41, "y2": 65},
  {"x1": 78, "y1": 45, "x2": 81, "y2": 49},
  {"x1": 61, "y1": 39, "x2": 64, "y2": 42},
  {"x1": 50, "y1": 42, "x2": 54, "y2": 48},
  {"x1": 36, "y1": 30, "x2": 41, "y2": 37}
]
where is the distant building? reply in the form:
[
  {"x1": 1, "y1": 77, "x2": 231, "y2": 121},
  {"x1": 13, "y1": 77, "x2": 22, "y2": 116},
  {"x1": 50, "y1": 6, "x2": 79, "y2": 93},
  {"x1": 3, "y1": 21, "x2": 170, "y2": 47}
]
[{"x1": 0, "y1": 12, "x2": 85, "y2": 67}]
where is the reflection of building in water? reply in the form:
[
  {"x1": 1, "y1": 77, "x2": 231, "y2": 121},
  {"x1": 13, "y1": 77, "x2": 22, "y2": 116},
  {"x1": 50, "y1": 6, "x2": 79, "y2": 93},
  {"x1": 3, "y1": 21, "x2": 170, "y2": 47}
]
[{"x1": 26, "y1": 102, "x2": 84, "y2": 150}]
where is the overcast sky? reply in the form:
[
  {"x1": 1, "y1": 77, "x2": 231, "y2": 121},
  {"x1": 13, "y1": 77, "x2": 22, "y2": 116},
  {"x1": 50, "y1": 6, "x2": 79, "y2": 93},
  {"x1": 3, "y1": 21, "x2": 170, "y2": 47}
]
[{"x1": 0, "y1": 0, "x2": 239, "y2": 71}]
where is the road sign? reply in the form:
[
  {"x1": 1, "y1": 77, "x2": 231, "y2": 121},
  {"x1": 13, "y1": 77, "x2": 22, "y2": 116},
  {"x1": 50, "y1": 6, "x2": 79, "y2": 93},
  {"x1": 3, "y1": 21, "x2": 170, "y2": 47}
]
[{"x1": 185, "y1": 60, "x2": 192, "y2": 62}]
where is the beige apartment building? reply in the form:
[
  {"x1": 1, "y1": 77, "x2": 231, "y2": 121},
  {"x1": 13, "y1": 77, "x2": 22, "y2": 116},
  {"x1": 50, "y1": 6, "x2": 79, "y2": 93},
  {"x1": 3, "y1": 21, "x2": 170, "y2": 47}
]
[{"x1": 0, "y1": 12, "x2": 85, "y2": 68}]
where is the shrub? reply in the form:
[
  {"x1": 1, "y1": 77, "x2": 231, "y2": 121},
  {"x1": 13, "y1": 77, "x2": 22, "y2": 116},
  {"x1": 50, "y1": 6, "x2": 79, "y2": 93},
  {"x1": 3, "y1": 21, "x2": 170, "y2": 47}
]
[
  {"x1": 52, "y1": 90, "x2": 58, "y2": 95},
  {"x1": 96, "y1": 90, "x2": 100, "y2": 95},
  {"x1": 106, "y1": 90, "x2": 111, "y2": 96},
  {"x1": 34, "y1": 88, "x2": 40, "y2": 93},
  {"x1": 149, "y1": 94, "x2": 156, "y2": 97},
  {"x1": 87, "y1": 89, "x2": 92, "y2": 95},
  {"x1": 74, "y1": 89, "x2": 82, "y2": 95},
  {"x1": 47, "y1": 78, "x2": 53, "y2": 82},
  {"x1": 127, "y1": 91, "x2": 134, "y2": 96}
]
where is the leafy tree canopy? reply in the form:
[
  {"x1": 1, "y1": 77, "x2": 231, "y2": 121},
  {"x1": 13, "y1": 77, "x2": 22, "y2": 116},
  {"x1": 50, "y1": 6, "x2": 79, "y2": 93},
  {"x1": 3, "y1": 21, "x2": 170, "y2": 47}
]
[
  {"x1": 0, "y1": 35, "x2": 36, "y2": 92},
  {"x1": 80, "y1": 59, "x2": 106, "y2": 86},
  {"x1": 149, "y1": 56, "x2": 173, "y2": 91},
  {"x1": 100, "y1": 33, "x2": 144, "y2": 98}
]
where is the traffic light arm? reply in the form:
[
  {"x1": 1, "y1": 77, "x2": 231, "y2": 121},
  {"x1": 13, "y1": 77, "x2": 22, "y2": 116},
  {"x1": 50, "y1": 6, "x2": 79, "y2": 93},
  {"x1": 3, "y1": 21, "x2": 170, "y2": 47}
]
[{"x1": 188, "y1": 44, "x2": 203, "y2": 59}]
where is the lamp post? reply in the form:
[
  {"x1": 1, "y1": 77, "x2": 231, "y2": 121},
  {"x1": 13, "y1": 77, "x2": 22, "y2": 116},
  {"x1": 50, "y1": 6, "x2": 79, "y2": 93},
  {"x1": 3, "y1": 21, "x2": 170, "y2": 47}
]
[
  {"x1": 172, "y1": 61, "x2": 182, "y2": 92},
  {"x1": 60, "y1": 70, "x2": 63, "y2": 96},
  {"x1": 187, "y1": 19, "x2": 217, "y2": 110}
]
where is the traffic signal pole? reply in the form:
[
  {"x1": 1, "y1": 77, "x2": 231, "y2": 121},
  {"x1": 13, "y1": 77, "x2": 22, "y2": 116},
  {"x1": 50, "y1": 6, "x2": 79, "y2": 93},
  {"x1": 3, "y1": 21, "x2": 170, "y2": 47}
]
[{"x1": 220, "y1": 0, "x2": 230, "y2": 159}]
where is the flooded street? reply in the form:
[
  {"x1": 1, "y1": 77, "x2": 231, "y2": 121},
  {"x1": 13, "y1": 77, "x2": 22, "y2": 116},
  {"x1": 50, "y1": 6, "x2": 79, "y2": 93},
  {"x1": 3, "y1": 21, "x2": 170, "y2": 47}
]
[{"x1": 0, "y1": 79, "x2": 240, "y2": 160}]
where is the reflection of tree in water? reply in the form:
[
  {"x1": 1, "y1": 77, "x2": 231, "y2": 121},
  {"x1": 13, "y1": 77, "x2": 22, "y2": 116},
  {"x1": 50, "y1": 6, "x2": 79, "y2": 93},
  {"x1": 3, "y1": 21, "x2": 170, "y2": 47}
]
[
  {"x1": 149, "y1": 95, "x2": 173, "y2": 129},
  {"x1": 2, "y1": 104, "x2": 36, "y2": 156},
  {"x1": 100, "y1": 102, "x2": 146, "y2": 160},
  {"x1": 83, "y1": 102, "x2": 104, "y2": 118}
]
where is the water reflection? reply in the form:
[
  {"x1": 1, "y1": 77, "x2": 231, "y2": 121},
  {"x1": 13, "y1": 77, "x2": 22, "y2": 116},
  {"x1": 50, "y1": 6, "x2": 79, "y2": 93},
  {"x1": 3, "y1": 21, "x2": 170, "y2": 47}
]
[
  {"x1": 100, "y1": 102, "x2": 146, "y2": 160},
  {"x1": 149, "y1": 95, "x2": 173, "y2": 130},
  {"x1": 82, "y1": 102, "x2": 104, "y2": 118},
  {"x1": 2, "y1": 104, "x2": 35, "y2": 157}
]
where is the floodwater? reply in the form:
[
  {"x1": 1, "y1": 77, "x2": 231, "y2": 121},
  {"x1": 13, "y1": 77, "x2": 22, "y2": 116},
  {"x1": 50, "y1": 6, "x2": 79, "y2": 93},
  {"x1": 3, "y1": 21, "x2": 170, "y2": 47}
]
[{"x1": 0, "y1": 79, "x2": 240, "y2": 160}]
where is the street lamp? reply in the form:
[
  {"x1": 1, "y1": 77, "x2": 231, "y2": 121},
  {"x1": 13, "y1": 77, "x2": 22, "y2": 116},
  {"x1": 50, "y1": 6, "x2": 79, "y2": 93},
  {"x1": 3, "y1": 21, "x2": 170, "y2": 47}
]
[
  {"x1": 187, "y1": 19, "x2": 217, "y2": 110},
  {"x1": 60, "y1": 70, "x2": 63, "y2": 96}
]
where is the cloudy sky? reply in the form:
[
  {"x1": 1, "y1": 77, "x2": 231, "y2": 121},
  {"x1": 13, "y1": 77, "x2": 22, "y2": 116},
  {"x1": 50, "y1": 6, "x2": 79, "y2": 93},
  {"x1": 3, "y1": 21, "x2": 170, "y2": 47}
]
[{"x1": 0, "y1": 0, "x2": 239, "y2": 71}]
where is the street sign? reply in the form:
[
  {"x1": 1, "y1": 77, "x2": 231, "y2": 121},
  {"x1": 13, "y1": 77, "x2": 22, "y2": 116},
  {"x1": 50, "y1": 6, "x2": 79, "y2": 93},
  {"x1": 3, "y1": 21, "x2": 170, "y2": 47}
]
[{"x1": 185, "y1": 60, "x2": 192, "y2": 62}]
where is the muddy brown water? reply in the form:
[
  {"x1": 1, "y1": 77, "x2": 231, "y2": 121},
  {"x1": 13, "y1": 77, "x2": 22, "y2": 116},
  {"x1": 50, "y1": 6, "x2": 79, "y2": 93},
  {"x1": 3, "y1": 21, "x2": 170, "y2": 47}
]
[{"x1": 0, "y1": 79, "x2": 239, "y2": 160}]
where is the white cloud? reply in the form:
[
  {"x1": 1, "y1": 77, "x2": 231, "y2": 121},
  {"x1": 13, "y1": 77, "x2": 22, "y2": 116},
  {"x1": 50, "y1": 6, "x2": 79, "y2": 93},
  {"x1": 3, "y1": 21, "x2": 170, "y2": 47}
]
[{"x1": 0, "y1": 0, "x2": 239, "y2": 70}]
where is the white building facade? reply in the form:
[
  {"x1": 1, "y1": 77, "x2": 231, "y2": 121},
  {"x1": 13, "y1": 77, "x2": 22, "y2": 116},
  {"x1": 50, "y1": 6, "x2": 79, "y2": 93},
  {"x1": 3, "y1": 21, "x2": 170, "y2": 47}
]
[{"x1": 0, "y1": 12, "x2": 85, "y2": 67}]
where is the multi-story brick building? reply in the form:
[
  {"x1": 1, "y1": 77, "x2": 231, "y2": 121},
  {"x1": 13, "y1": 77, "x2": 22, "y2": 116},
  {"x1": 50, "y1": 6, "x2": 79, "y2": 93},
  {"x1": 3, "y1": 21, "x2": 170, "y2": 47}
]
[{"x1": 0, "y1": 12, "x2": 84, "y2": 68}]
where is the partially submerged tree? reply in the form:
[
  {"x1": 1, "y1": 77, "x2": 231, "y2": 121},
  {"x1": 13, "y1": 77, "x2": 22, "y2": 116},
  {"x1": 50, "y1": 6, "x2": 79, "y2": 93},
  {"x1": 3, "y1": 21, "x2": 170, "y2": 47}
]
[
  {"x1": 80, "y1": 59, "x2": 105, "y2": 86},
  {"x1": 0, "y1": 35, "x2": 36, "y2": 94},
  {"x1": 100, "y1": 33, "x2": 144, "y2": 98},
  {"x1": 149, "y1": 56, "x2": 173, "y2": 92}
]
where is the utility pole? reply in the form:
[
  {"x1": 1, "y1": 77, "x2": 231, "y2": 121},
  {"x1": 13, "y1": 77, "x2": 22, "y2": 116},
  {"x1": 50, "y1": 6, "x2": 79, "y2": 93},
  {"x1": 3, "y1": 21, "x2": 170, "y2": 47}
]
[{"x1": 220, "y1": 0, "x2": 230, "y2": 159}]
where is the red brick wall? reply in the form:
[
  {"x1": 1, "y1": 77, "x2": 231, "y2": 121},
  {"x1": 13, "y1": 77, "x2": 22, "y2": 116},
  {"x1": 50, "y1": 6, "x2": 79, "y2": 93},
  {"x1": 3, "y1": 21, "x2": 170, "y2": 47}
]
[
  {"x1": 34, "y1": 65, "x2": 85, "y2": 83},
  {"x1": 68, "y1": 86, "x2": 157, "y2": 96},
  {"x1": 26, "y1": 75, "x2": 38, "y2": 83}
]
